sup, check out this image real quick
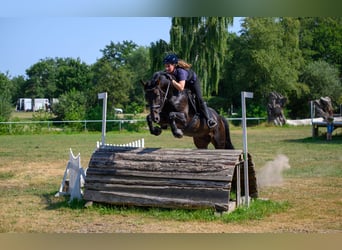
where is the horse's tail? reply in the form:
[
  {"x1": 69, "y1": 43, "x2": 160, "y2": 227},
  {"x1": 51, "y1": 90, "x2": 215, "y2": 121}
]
[{"x1": 222, "y1": 116, "x2": 234, "y2": 149}]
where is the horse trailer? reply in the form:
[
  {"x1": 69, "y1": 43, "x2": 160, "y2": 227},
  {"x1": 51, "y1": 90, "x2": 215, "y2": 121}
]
[
  {"x1": 33, "y1": 98, "x2": 50, "y2": 111},
  {"x1": 17, "y1": 98, "x2": 33, "y2": 111},
  {"x1": 16, "y1": 98, "x2": 51, "y2": 112}
]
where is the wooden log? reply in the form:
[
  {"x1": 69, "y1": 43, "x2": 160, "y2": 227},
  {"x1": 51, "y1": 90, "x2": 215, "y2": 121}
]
[
  {"x1": 85, "y1": 175, "x2": 231, "y2": 189},
  {"x1": 84, "y1": 190, "x2": 229, "y2": 211},
  {"x1": 84, "y1": 183, "x2": 229, "y2": 202},
  {"x1": 84, "y1": 147, "x2": 258, "y2": 211},
  {"x1": 85, "y1": 168, "x2": 234, "y2": 181}
]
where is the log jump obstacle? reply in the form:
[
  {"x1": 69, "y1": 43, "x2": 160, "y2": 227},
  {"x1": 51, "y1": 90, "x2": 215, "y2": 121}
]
[{"x1": 84, "y1": 142, "x2": 258, "y2": 212}]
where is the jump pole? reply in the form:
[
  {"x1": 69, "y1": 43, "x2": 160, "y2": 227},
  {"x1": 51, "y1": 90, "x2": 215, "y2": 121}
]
[
  {"x1": 241, "y1": 91, "x2": 253, "y2": 207},
  {"x1": 98, "y1": 92, "x2": 108, "y2": 146}
]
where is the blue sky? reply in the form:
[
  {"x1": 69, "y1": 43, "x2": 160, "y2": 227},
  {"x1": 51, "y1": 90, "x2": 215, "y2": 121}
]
[{"x1": 0, "y1": 17, "x2": 242, "y2": 77}]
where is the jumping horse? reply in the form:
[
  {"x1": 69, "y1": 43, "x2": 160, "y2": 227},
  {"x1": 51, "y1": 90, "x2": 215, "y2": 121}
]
[{"x1": 141, "y1": 71, "x2": 234, "y2": 149}]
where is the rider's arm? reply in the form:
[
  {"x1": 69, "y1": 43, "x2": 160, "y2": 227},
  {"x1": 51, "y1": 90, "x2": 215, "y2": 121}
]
[
  {"x1": 172, "y1": 68, "x2": 187, "y2": 91},
  {"x1": 172, "y1": 79, "x2": 185, "y2": 91}
]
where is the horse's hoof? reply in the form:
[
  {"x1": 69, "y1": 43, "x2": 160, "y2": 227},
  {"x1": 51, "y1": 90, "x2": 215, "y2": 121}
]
[
  {"x1": 152, "y1": 127, "x2": 162, "y2": 136},
  {"x1": 173, "y1": 130, "x2": 183, "y2": 138}
]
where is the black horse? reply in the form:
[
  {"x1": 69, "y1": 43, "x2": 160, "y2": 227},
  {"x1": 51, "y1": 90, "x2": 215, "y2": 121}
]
[{"x1": 141, "y1": 71, "x2": 234, "y2": 149}]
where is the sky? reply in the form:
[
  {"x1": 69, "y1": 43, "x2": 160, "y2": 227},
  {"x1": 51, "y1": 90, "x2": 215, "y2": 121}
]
[{"x1": 0, "y1": 17, "x2": 242, "y2": 77}]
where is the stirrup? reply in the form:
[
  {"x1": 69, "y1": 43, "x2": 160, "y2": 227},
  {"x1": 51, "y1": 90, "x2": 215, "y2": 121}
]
[{"x1": 207, "y1": 119, "x2": 217, "y2": 128}]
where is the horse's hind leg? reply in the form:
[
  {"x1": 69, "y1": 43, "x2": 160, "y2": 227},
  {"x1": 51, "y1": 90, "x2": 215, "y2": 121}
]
[
  {"x1": 212, "y1": 117, "x2": 234, "y2": 149},
  {"x1": 193, "y1": 136, "x2": 211, "y2": 149}
]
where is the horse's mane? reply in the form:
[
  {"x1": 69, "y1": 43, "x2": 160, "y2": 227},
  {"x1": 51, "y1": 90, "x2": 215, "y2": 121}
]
[{"x1": 150, "y1": 71, "x2": 175, "y2": 90}]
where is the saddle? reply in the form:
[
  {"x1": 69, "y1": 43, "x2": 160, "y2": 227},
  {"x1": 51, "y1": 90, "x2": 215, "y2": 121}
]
[
  {"x1": 185, "y1": 89, "x2": 198, "y2": 114},
  {"x1": 184, "y1": 89, "x2": 202, "y2": 130}
]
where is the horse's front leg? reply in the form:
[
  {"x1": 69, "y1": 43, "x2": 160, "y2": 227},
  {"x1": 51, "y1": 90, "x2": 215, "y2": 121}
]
[
  {"x1": 146, "y1": 114, "x2": 162, "y2": 136},
  {"x1": 169, "y1": 112, "x2": 186, "y2": 138}
]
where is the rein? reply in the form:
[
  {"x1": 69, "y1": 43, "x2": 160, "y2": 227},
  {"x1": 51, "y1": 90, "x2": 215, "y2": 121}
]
[
  {"x1": 160, "y1": 80, "x2": 171, "y2": 110},
  {"x1": 148, "y1": 74, "x2": 172, "y2": 112}
]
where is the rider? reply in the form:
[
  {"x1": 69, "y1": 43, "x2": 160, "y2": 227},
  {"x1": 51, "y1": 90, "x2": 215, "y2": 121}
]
[{"x1": 163, "y1": 53, "x2": 217, "y2": 128}]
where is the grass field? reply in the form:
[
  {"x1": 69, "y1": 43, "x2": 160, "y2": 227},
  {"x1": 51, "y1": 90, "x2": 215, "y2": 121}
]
[{"x1": 0, "y1": 125, "x2": 341, "y2": 232}]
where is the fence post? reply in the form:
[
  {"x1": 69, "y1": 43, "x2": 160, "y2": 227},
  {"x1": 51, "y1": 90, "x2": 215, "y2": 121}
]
[
  {"x1": 241, "y1": 91, "x2": 253, "y2": 208},
  {"x1": 98, "y1": 92, "x2": 108, "y2": 145}
]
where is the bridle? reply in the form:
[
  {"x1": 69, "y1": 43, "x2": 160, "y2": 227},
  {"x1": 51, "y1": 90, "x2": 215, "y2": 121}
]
[{"x1": 146, "y1": 73, "x2": 172, "y2": 113}]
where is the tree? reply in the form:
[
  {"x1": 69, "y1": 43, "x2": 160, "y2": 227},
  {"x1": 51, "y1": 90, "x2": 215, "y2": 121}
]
[
  {"x1": 100, "y1": 40, "x2": 138, "y2": 69},
  {"x1": 300, "y1": 60, "x2": 342, "y2": 103},
  {"x1": 90, "y1": 58, "x2": 132, "y2": 113},
  {"x1": 0, "y1": 72, "x2": 13, "y2": 121},
  {"x1": 170, "y1": 17, "x2": 232, "y2": 97},
  {"x1": 299, "y1": 17, "x2": 342, "y2": 73},
  {"x1": 149, "y1": 39, "x2": 171, "y2": 75},
  {"x1": 54, "y1": 57, "x2": 92, "y2": 96},
  {"x1": 10, "y1": 75, "x2": 26, "y2": 104},
  {"x1": 226, "y1": 17, "x2": 304, "y2": 111},
  {"x1": 52, "y1": 89, "x2": 86, "y2": 130},
  {"x1": 125, "y1": 46, "x2": 151, "y2": 113},
  {"x1": 25, "y1": 58, "x2": 57, "y2": 99},
  {"x1": 25, "y1": 57, "x2": 92, "y2": 98},
  {"x1": 90, "y1": 40, "x2": 149, "y2": 114}
]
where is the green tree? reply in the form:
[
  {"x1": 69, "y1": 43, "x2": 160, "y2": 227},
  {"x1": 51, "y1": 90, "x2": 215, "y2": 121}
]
[
  {"x1": 299, "y1": 17, "x2": 342, "y2": 72},
  {"x1": 90, "y1": 58, "x2": 132, "y2": 113},
  {"x1": 226, "y1": 17, "x2": 304, "y2": 113},
  {"x1": 25, "y1": 58, "x2": 57, "y2": 99},
  {"x1": 149, "y1": 39, "x2": 171, "y2": 74},
  {"x1": 300, "y1": 60, "x2": 342, "y2": 103},
  {"x1": 100, "y1": 40, "x2": 138, "y2": 69},
  {"x1": 125, "y1": 46, "x2": 151, "y2": 113},
  {"x1": 0, "y1": 72, "x2": 13, "y2": 121},
  {"x1": 90, "y1": 40, "x2": 149, "y2": 115},
  {"x1": 25, "y1": 57, "x2": 92, "y2": 98},
  {"x1": 54, "y1": 57, "x2": 92, "y2": 96},
  {"x1": 221, "y1": 32, "x2": 244, "y2": 109},
  {"x1": 170, "y1": 17, "x2": 232, "y2": 96},
  {"x1": 10, "y1": 75, "x2": 26, "y2": 104},
  {"x1": 287, "y1": 60, "x2": 341, "y2": 118},
  {"x1": 52, "y1": 89, "x2": 86, "y2": 130}
]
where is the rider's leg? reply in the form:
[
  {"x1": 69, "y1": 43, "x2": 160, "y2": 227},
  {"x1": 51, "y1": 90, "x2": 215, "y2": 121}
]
[
  {"x1": 190, "y1": 81, "x2": 217, "y2": 128},
  {"x1": 200, "y1": 101, "x2": 217, "y2": 128}
]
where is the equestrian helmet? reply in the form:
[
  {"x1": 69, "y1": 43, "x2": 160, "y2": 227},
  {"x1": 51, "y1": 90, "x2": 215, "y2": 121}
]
[{"x1": 163, "y1": 54, "x2": 178, "y2": 64}]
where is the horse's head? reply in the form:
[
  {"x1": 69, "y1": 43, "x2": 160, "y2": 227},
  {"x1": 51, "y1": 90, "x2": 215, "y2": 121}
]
[{"x1": 141, "y1": 71, "x2": 173, "y2": 123}]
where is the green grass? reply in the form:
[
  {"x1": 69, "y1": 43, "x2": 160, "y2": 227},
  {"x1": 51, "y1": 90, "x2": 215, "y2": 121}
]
[
  {"x1": 221, "y1": 199, "x2": 290, "y2": 222},
  {"x1": 0, "y1": 171, "x2": 15, "y2": 180},
  {"x1": 0, "y1": 125, "x2": 341, "y2": 232},
  {"x1": 53, "y1": 197, "x2": 289, "y2": 223}
]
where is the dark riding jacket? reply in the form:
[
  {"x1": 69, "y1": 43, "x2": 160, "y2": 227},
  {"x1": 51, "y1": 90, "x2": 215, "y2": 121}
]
[
  {"x1": 172, "y1": 67, "x2": 197, "y2": 89},
  {"x1": 171, "y1": 67, "x2": 205, "y2": 110}
]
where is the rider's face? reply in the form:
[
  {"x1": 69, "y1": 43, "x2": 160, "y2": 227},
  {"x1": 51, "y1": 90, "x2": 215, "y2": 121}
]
[{"x1": 164, "y1": 63, "x2": 175, "y2": 73}]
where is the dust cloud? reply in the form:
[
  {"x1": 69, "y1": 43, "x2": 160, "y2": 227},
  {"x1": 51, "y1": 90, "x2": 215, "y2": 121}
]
[{"x1": 257, "y1": 154, "x2": 291, "y2": 187}]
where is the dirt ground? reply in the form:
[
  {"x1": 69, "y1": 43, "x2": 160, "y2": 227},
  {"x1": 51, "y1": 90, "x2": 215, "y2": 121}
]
[
  {"x1": 0, "y1": 160, "x2": 341, "y2": 233},
  {"x1": 1, "y1": 127, "x2": 341, "y2": 233}
]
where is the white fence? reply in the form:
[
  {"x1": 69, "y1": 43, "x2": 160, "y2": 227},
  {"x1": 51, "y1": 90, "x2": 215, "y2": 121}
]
[
  {"x1": 97, "y1": 138, "x2": 145, "y2": 149},
  {"x1": 0, "y1": 119, "x2": 146, "y2": 132},
  {"x1": 0, "y1": 117, "x2": 267, "y2": 133}
]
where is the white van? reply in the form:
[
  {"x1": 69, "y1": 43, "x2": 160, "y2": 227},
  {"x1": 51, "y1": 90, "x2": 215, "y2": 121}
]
[
  {"x1": 33, "y1": 98, "x2": 50, "y2": 111},
  {"x1": 17, "y1": 98, "x2": 32, "y2": 111}
]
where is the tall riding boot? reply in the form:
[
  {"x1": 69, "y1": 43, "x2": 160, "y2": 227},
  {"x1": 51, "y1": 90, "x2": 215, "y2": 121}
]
[{"x1": 201, "y1": 102, "x2": 217, "y2": 128}]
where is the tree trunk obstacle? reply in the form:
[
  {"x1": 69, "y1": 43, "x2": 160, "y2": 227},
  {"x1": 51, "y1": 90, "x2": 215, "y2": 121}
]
[
  {"x1": 84, "y1": 146, "x2": 258, "y2": 212},
  {"x1": 267, "y1": 91, "x2": 287, "y2": 126}
]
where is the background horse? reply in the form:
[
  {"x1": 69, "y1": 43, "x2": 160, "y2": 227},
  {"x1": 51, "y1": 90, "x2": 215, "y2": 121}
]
[{"x1": 141, "y1": 71, "x2": 234, "y2": 149}]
